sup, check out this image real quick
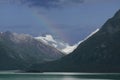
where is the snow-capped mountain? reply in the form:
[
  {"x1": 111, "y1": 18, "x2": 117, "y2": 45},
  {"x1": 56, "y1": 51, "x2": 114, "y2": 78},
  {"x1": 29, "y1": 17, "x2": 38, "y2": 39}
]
[
  {"x1": 35, "y1": 28, "x2": 99, "y2": 54},
  {"x1": 0, "y1": 31, "x2": 64, "y2": 70},
  {"x1": 28, "y1": 9, "x2": 120, "y2": 73},
  {"x1": 35, "y1": 34, "x2": 80, "y2": 54}
]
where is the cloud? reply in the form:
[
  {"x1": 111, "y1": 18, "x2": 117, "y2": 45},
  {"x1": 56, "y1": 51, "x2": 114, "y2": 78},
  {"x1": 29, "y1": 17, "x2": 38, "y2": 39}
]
[
  {"x1": 0, "y1": 0, "x2": 21, "y2": 4},
  {"x1": 61, "y1": 41, "x2": 81, "y2": 54},
  {"x1": 0, "y1": 0, "x2": 84, "y2": 8},
  {"x1": 35, "y1": 34, "x2": 57, "y2": 44},
  {"x1": 20, "y1": 0, "x2": 84, "y2": 9}
]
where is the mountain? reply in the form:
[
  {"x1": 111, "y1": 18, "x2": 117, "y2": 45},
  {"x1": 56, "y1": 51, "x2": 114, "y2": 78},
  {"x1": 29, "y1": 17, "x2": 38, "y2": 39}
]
[
  {"x1": 35, "y1": 34, "x2": 80, "y2": 54},
  {"x1": 0, "y1": 31, "x2": 64, "y2": 70},
  {"x1": 28, "y1": 9, "x2": 120, "y2": 73}
]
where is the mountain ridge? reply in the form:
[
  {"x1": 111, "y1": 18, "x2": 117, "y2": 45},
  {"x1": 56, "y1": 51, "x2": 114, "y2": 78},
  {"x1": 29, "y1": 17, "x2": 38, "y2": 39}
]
[
  {"x1": 27, "y1": 9, "x2": 120, "y2": 73},
  {"x1": 35, "y1": 34, "x2": 80, "y2": 54},
  {"x1": 0, "y1": 31, "x2": 64, "y2": 70}
]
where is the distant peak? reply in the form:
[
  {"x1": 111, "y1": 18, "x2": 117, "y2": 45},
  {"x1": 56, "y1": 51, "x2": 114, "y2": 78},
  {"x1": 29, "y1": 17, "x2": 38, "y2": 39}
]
[
  {"x1": 4, "y1": 31, "x2": 12, "y2": 34},
  {"x1": 1, "y1": 31, "x2": 13, "y2": 37},
  {"x1": 35, "y1": 34, "x2": 80, "y2": 54}
]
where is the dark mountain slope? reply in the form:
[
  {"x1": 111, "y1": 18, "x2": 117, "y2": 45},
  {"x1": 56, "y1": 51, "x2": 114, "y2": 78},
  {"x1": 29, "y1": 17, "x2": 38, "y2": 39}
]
[{"x1": 28, "y1": 9, "x2": 120, "y2": 73}]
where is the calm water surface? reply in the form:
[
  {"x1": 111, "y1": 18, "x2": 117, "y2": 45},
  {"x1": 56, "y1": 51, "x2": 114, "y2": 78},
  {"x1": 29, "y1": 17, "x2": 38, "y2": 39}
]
[{"x1": 0, "y1": 72, "x2": 120, "y2": 80}]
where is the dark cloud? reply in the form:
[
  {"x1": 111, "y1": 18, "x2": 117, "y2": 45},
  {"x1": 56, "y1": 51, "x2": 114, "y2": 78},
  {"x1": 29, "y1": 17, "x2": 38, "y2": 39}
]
[
  {"x1": 20, "y1": 0, "x2": 84, "y2": 8},
  {"x1": 0, "y1": 0, "x2": 84, "y2": 8},
  {"x1": 0, "y1": 0, "x2": 21, "y2": 4}
]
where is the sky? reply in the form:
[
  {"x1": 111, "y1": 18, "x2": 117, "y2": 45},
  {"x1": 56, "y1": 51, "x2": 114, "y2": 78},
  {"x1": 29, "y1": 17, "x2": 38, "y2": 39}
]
[{"x1": 0, "y1": 0, "x2": 120, "y2": 45}]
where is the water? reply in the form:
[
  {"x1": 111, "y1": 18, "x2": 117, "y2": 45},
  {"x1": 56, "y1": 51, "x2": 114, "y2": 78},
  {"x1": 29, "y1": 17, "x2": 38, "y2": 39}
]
[{"x1": 0, "y1": 72, "x2": 120, "y2": 80}]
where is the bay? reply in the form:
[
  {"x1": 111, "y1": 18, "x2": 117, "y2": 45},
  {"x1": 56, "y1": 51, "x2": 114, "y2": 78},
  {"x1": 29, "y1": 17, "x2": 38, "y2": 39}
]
[{"x1": 0, "y1": 72, "x2": 120, "y2": 80}]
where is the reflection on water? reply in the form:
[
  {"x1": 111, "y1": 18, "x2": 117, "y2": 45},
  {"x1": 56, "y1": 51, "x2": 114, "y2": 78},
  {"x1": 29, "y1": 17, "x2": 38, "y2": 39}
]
[
  {"x1": 0, "y1": 76, "x2": 110, "y2": 80},
  {"x1": 0, "y1": 77, "x2": 110, "y2": 80},
  {"x1": 0, "y1": 73, "x2": 119, "y2": 80}
]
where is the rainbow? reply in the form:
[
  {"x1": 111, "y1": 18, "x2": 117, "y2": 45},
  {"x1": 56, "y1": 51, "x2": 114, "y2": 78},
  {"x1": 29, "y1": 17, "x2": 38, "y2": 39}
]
[{"x1": 33, "y1": 11, "x2": 69, "y2": 42}]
